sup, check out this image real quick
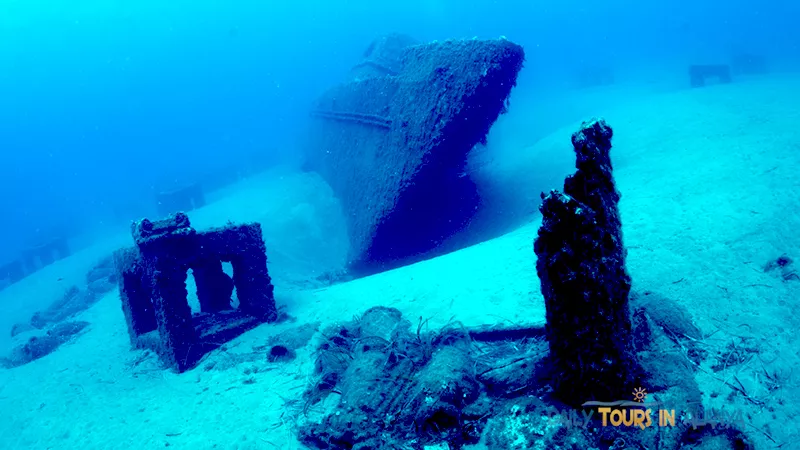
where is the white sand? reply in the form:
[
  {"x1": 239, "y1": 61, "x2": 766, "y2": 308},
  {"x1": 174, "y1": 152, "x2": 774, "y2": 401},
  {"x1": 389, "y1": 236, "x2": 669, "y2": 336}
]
[{"x1": 1, "y1": 75, "x2": 799, "y2": 449}]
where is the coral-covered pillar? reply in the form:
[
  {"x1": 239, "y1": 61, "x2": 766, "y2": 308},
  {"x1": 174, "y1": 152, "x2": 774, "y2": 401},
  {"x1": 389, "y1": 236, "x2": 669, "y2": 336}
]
[
  {"x1": 533, "y1": 118, "x2": 638, "y2": 406},
  {"x1": 229, "y1": 224, "x2": 277, "y2": 322}
]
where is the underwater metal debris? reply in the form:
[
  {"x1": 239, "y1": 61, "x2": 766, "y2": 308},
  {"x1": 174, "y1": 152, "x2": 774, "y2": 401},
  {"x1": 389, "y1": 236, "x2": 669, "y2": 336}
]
[{"x1": 113, "y1": 212, "x2": 277, "y2": 372}]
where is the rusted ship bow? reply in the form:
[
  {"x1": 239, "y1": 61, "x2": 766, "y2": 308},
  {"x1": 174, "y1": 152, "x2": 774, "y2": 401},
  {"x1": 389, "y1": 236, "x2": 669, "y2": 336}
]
[{"x1": 305, "y1": 34, "x2": 525, "y2": 274}]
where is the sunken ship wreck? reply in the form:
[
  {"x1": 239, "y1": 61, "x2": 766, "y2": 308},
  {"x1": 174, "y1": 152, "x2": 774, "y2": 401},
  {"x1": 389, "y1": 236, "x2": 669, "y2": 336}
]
[{"x1": 304, "y1": 34, "x2": 525, "y2": 274}]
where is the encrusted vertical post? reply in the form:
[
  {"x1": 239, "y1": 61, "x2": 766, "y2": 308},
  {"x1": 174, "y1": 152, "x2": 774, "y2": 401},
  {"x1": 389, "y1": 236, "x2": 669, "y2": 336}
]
[
  {"x1": 229, "y1": 223, "x2": 277, "y2": 322},
  {"x1": 113, "y1": 247, "x2": 158, "y2": 344},
  {"x1": 150, "y1": 262, "x2": 197, "y2": 371},
  {"x1": 133, "y1": 213, "x2": 200, "y2": 372},
  {"x1": 1, "y1": 260, "x2": 26, "y2": 285},
  {"x1": 533, "y1": 118, "x2": 638, "y2": 406}
]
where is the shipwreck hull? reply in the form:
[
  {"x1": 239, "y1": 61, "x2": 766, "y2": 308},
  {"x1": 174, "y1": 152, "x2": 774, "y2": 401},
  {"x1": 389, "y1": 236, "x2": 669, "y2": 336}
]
[{"x1": 306, "y1": 35, "x2": 525, "y2": 274}]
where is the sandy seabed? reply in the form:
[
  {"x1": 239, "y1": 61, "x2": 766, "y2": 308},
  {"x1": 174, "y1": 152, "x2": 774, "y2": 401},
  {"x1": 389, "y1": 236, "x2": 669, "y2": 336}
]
[{"x1": 1, "y1": 75, "x2": 799, "y2": 449}]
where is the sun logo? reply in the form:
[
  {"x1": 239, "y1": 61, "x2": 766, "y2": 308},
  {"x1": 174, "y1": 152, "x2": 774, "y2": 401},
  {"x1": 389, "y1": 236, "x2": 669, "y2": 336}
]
[{"x1": 632, "y1": 387, "x2": 647, "y2": 402}]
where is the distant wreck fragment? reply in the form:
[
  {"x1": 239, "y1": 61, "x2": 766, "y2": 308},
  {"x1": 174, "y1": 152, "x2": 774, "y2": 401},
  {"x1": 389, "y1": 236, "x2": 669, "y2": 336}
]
[
  {"x1": 689, "y1": 64, "x2": 732, "y2": 88},
  {"x1": 155, "y1": 182, "x2": 205, "y2": 218},
  {"x1": 305, "y1": 34, "x2": 525, "y2": 274},
  {"x1": 113, "y1": 213, "x2": 277, "y2": 372},
  {"x1": 0, "y1": 236, "x2": 71, "y2": 291}
]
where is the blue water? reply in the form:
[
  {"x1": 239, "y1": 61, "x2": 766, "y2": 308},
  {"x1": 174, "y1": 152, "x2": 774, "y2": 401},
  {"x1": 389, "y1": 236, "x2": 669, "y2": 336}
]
[{"x1": 1, "y1": 0, "x2": 798, "y2": 258}]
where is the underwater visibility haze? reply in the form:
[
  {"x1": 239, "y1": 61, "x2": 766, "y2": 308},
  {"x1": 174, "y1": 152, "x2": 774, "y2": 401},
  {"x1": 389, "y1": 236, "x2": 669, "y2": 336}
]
[{"x1": 1, "y1": 0, "x2": 800, "y2": 449}]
